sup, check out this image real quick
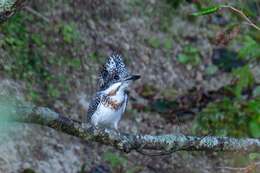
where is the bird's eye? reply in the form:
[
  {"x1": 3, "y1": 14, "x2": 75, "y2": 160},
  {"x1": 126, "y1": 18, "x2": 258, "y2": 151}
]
[
  {"x1": 102, "y1": 69, "x2": 108, "y2": 78},
  {"x1": 114, "y1": 74, "x2": 119, "y2": 80}
]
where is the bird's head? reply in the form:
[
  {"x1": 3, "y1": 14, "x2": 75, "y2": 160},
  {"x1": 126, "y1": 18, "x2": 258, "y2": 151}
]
[{"x1": 99, "y1": 54, "x2": 140, "y2": 92}]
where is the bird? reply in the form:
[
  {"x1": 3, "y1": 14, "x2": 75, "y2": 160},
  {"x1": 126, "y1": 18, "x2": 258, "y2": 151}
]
[{"x1": 86, "y1": 54, "x2": 140, "y2": 129}]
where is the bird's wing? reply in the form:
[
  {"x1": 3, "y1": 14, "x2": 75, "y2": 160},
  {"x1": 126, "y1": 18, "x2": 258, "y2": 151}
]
[{"x1": 86, "y1": 92, "x2": 103, "y2": 123}]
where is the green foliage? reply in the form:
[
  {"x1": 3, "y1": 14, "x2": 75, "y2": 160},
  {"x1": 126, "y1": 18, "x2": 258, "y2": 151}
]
[
  {"x1": 47, "y1": 84, "x2": 61, "y2": 98},
  {"x1": 193, "y1": 97, "x2": 260, "y2": 137},
  {"x1": 238, "y1": 1, "x2": 260, "y2": 18},
  {"x1": 191, "y1": 6, "x2": 221, "y2": 16},
  {"x1": 194, "y1": 20, "x2": 259, "y2": 138},
  {"x1": 194, "y1": 65, "x2": 259, "y2": 137},
  {"x1": 238, "y1": 36, "x2": 260, "y2": 60},
  {"x1": 60, "y1": 23, "x2": 78, "y2": 43},
  {"x1": 249, "y1": 153, "x2": 260, "y2": 161},
  {"x1": 177, "y1": 54, "x2": 189, "y2": 64},
  {"x1": 68, "y1": 59, "x2": 81, "y2": 69},
  {"x1": 249, "y1": 120, "x2": 260, "y2": 138},
  {"x1": 163, "y1": 38, "x2": 173, "y2": 50},
  {"x1": 103, "y1": 151, "x2": 142, "y2": 173},
  {"x1": 0, "y1": 12, "x2": 80, "y2": 103},
  {"x1": 88, "y1": 51, "x2": 106, "y2": 63},
  {"x1": 103, "y1": 151, "x2": 127, "y2": 169},
  {"x1": 177, "y1": 45, "x2": 200, "y2": 66},
  {"x1": 232, "y1": 65, "x2": 254, "y2": 98},
  {"x1": 103, "y1": 151, "x2": 127, "y2": 168},
  {"x1": 147, "y1": 36, "x2": 161, "y2": 49}
]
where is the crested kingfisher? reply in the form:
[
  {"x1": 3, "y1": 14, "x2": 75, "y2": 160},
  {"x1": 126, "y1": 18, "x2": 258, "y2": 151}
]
[{"x1": 86, "y1": 54, "x2": 140, "y2": 129}]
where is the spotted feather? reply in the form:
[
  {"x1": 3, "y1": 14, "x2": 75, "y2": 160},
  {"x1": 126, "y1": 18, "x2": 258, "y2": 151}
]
[{"x1": 86, "y1": 92, "x2": 103, "y2": 123}]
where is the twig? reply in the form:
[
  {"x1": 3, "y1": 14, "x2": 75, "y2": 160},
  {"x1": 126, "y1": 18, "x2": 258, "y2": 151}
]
[
  {"x1": 221, "y1": 5, "x2": 260, "y2": 31},
  {"x1": 24, "y1": 6, "x2": 50, "y2": 23},
  {"x1": 216, "y1": 162, "x2": 260, "y2": 172}
]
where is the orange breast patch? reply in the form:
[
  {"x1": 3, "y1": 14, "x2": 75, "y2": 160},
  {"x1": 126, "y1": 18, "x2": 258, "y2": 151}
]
[{"x1": 103, "y1": 99, "x2": 124, "y2": 110}]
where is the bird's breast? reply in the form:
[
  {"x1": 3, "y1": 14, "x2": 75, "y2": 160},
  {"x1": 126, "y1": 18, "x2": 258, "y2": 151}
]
[
  {"x1": 91, "y1": 96, "x2": 126, "y2": 126},
  {"x1": 103, "y1": 98, "x2": 124, "y2": 110},
  {"x1": 102, "y1": 94, "x2": 125, "y2": 110}
]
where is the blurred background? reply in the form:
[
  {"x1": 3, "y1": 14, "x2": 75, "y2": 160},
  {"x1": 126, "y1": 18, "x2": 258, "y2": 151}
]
[{"x1": 0, "y1": 0, "x2": 259, "y2": 172}]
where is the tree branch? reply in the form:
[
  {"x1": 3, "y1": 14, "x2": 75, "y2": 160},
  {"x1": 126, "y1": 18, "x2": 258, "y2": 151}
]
[
  {"x1": 24, "y1": 6, "x2": 50, "y2": 23},
  {"x1": 221, "y1": 5, "x2": 260, "y2": 31},
  {"x1": 3, "y1": 100, "x2": 259, "y2": 154},
  {"x1": 0, "y1": 0, "x2": 25, "y2": 23}
]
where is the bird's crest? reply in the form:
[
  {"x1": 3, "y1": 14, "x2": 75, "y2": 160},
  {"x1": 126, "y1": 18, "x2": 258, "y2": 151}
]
[{"x1": 99, "y1": 54, "x2": 129, "y2": 90}]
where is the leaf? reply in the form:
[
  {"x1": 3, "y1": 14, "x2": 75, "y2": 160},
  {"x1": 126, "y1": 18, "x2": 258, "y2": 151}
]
[
  {"x1": 249, "y1": 153, "x2": 260, "y2": 161},
  {"x1": 191, "y1": 6, "x2": 220, "y2": 16},
  {"x1": 147, "y1": 37, "x2": 161, "y2": 48},
  {"x1": 177, "y1": 54, "x2": 190, "y2": 64},
  {"x1": 163, "y1": 38, "x2": 173, "y2": 50},
  {"x1": 247, "y1": 99, "x2": 260, "y2": 114},
  {"x1": 249, "y1": 121, "x2": 260, "y2": 138},
  {"x1": 232, "y1": 66, "x2": 254, "y2": 98},
  {"x1": 69, "y1": 59, "x2": 81, "y2": 69},
  {"x1": 61, "y1": 23, "x2": 78, "y2": 43},
  {"x1": 239, "y1": 36, "x2": 260, "y2": 60},
  {"x1": 103, "y1": 151, "x2": 127, "y2": 168}
]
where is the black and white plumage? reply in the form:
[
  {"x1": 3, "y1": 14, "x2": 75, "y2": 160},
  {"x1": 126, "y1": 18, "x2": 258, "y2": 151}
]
[
  {"x1": 86, "y1": 92, "x2": 102, "y2": 123},
  {"x1": 99, "y1": 54, "x2": 130, "y2": 90},
  {"x1": 86, "y1": 54, "x2": 140, "y2": 129}
]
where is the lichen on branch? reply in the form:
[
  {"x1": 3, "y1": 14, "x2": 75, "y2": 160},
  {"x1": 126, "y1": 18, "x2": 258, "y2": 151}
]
[{"x1": 1, "y1": 95, "x2": 259, "y2": 154}]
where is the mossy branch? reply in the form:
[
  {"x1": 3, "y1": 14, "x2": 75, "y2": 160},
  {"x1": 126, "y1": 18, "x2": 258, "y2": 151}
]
[{"x1": 4, "y1": 101, "x2": 260, "y2": 154}]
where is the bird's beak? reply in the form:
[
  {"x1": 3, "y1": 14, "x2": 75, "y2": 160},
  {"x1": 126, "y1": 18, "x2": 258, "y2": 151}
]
[{"x1": 124, "y1": 75, "x2": 141, "y2": 81}]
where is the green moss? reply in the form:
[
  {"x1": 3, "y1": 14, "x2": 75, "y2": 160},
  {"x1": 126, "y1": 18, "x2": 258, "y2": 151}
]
[
  {"x1": 147, "y1": 36, "x2": 161, "y2": 48},
  {"x1": 238, "y1": 36, "x2": 260, "y2": 60},
  {"x1": 193, "y1": 90, "x2": 260, "y2": 137},
  {"x1": 60, "y1": 22, "x2": 79, "y2": 44},
  {"x1": 163, "y1": 38, "x2": 173, "y2": 50},
  {"x1": 232, "y1": 65, "x2": 254, "y2": 98},
  {"x1": 176, "y1": 45, "x2": 201, "y2": 66},
  {"x1": 103, "y1": 151, "x2": 127, "y2": 168},
  {"x1": 0, "y1": 12, "x2": 77, "y2": 103}
]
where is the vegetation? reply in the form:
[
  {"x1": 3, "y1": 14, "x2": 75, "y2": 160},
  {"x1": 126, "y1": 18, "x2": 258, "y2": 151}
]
[
  {"x1": 0, "y1": 12, "x2": 81, "y2": 103},
  {"x1": 193, "y1": 22, "x2": 260, "y2": 138},
  {"x1": 176, "y1": 45, "x2": 201, "y2": 66},
  {"x1": 0, "y1": 0, "x2": 259, "y2": 172}
]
